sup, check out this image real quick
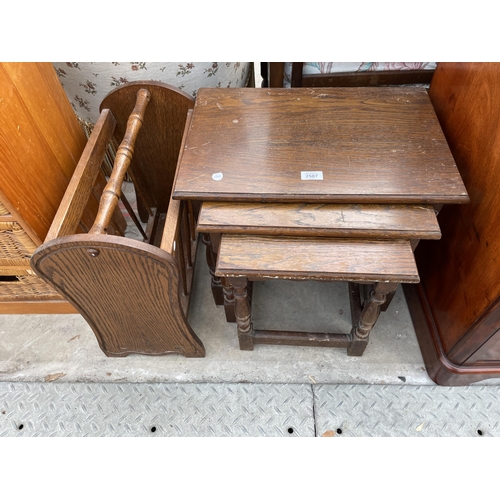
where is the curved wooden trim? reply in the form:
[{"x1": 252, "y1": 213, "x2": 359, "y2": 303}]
[
  {"x1": 100, "y1": 81, "x2": 195, "y2": 216},
  {"x1": 99, "y1": 80, "x2": 195, "y2": 113},
  {"x1": 34, "y1": 232, "x2": 179, "y2": 272},
  {"x1": 448, "y1": 295, "x2": 500, "y2": 364},
  {"x1": 31, "y1": 234, "x2": 205, "y2": 358},
  {"x1": 404, "y1": 283, "x2": 500, "y2": 385}
]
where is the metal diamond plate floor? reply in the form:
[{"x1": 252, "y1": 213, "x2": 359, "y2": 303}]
[
  {"x1": 0, "y1": 382, "x2": 315, "y2": 437},
  {"x1": 314, "y1": 384, "x2": 500, "y2": 437},
  {"x1": 1, "y1": 381, "x2": 500, "y2": 437}
]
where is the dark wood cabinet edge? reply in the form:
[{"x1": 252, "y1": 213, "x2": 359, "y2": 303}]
[
  {"x1": 403, "y1": 283, "x2": 500, "y2": 386},
  {"x1": 291, "y1": 62, "x2": 304, "y2": 87},
  {"x1": 268, "y1": 63, "x2": 285, "y2": 88},
  {"x1": 447, "y1": 295, "x2": 500, "y2": 364},
  {"x1": 298, "y1": 69, "x2": 435, "y2": 88},
  {"x1": 267, "y1": 63, "x2": 435, "y2": 89}
]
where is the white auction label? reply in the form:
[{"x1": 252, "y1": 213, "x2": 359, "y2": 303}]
[
  {"x1": 212, "y1": 172, "x2": 223, "y2": 181},
  {"x1": 301, "y1": 171, "x2": 323, "y2": 180}
]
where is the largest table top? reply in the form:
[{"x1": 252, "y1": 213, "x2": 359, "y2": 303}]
[{"x1": 172, "y1": 87, "x2": 468, "y2": 204}]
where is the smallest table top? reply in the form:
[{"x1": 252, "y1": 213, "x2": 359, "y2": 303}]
[
  {"x1": 216, "y1": 235, "x2": 420, "y2": 283},
  {"x1": 172, "y1": 87, "x2": 468, "y2": 205}
]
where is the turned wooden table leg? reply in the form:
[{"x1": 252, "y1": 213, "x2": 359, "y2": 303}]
[
  {"x1": 202, "y1": 233, "x2": 224, "y2": 306},
  {"x1": 221, "y1": 276, "x2": 236, "y2": 323},
  {"x1": 348, "y1": 282, "x2": 399, "y2": 356},
  {"x1": 228, "y1": 277, "x2": 254, "y2": 350},
  {"x1": 380, "y1": 289, "x2": 397, "y2": 312}
]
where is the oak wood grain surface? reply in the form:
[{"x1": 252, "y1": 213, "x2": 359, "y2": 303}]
[
  {"x1": 216, "y1": 235, "x2": 419, "y2": 283},
  {"x1": 30, "y1": 81, "x2": 203, "y2": 351},
  {"x1": 198, "y1": 202, "x2": 441, "y2": 239},
  {"x1": 31, "y1": 234, "x2": 205, "y2": 357},
  {"x1": 45, "y1": 109, "x2": 117, "y2": 241},
  {"x1": 100, "y1": 81, "x2": 194, "y2": 214},
  {"x1": 173, "y1": 87, "x2": 468, "y2": 204}
]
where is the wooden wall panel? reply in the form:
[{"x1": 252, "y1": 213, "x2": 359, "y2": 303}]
[{"x1": 0, "y1": 62, "x2": 88, "y2": 243}]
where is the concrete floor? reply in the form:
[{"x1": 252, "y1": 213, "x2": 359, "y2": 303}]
[{"x1": 0, "y1": 242, "x2": 434, "y2": 385}]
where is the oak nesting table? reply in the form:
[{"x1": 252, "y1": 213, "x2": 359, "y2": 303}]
[{"x1": 172, "y1": 87, "x2": 468, "y2": 355}]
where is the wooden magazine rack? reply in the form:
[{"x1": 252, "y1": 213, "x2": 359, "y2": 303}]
[{"x1": 31, "y1": 82, "x2": 205, "y2": 358}]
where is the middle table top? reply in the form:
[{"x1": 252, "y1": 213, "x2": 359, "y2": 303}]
[{"x1": 172, "y1": 87, "x2": 468, "y2": 204}]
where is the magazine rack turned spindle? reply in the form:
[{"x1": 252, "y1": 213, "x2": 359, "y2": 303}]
[{"x1": 31, "y1": 82, "x2": 205, "y2": 358}]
